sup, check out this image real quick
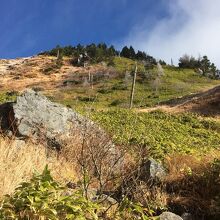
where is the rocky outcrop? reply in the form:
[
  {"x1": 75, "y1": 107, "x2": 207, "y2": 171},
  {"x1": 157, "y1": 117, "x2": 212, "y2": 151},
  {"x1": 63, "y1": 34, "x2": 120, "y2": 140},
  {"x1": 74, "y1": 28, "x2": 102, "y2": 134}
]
[
  {"x1": 0, "y1": 89, "x2": 113, "y2": 151},
  {"x1": 12, "y1": 89, "x2": 85, "y2": 140},
  {"x1": 0, "y1": 89, "x2": 124, "y2": 187}
]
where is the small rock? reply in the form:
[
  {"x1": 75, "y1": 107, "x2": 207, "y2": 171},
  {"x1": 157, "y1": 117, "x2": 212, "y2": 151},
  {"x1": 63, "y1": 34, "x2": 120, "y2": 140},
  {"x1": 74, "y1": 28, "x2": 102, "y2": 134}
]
[
  {"x1": 6, "y1": 130, "x2": 13, "y2": 137},
  {"x1": 140, "y1": 158, "x2": 166, "y2": 182},
  {"x1": 86, "y1": 188, "x2": 98, "y2": 200},
  {"x1": 160, "y1": 212, "x2": 183, "y2": 220}
]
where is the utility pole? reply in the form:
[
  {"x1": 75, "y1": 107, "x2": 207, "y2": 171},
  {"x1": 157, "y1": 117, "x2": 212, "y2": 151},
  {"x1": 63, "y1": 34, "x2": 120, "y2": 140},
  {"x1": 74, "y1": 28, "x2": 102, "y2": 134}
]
[{"x1": 129, "y1": 62, "x2": 138, "y2": 109}]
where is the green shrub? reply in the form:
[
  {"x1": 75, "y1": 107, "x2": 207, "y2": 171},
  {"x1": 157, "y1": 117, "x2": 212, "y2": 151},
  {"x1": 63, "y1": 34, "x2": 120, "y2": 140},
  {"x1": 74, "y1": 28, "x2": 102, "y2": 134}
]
[
  {"x1": 0, "y1": 91, "x2": 17, "y2": 104},
  {"x1": 78, "y1": 96, "x2": 98, "y2": 102},
  {"x1": 0, "y1": 166, "x2": 100, "y2": 220},
  {"x1": 109, "y1": 99, "x2": 123, "y2": 106},
  {"x1": 43, "y1": 66, "x2": 54, "y2": 75},
  {"x1": 118, "y1": 197, "x2": 156, "y2": 220},
  {"x1": 0, "y1": 166, "x2": 159, "y2": 220},
  {"x1": 112, "y1": 83, "x2": 128, "y2": 91},
  {"x1": 91, "y1": 110, "x2": 220, "y2": 159},
  {"x1": 97, "y1": 88, "x2": 112, "y2": 94}
]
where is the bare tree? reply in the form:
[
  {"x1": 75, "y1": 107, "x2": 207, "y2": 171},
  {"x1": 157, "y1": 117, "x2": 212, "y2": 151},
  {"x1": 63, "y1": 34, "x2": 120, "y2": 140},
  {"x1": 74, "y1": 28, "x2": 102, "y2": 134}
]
[
  {"x1": 151, "y1": 62, "x2": 164, "y2": 94},
  {"x1": 129, "y1": 63, "x2": 138, "y2": 109}
]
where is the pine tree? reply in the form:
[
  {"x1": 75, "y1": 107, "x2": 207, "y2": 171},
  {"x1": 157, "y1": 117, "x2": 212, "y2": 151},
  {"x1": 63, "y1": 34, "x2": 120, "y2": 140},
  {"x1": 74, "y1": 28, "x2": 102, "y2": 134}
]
[
  {"x1": 129, "y1": 46, "x2": 136, "y2": 59},
  {"x1": 120, "y1": 46, "x2": 130, "y2": 58}
]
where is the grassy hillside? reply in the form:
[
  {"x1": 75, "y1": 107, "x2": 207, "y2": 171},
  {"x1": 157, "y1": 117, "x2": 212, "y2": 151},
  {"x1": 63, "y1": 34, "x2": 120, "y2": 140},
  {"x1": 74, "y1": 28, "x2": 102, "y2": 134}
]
[
  {"x1": 50, "y1": 57, "x2": 219, "y2": 110},
  {"x1": 91, "y1": 109, "x2": 220, "y2": 159}
]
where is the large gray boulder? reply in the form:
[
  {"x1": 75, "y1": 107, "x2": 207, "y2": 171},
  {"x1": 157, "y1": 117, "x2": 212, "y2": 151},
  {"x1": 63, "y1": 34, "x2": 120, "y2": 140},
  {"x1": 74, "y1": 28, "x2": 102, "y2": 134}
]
[
  {"x1": 160, "y1": 212, "x2": 183, "y2": 220},
  {"x1": 13, "y1": 89, "x2": 86, "y2": 140},
  {"x1": 0, "y1": 89, "x2": 117, "y2": 154},
  {"x1": 0, "y1": 89, "x2": 124, "y2": 180}
]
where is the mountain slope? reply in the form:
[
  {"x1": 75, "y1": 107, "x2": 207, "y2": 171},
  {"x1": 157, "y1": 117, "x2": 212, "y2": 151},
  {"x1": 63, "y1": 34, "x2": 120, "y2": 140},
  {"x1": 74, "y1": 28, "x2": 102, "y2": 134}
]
[
  {"x1": 139, "y1": 84, "x2": 220, "y2": 117},
  {"x1": 0, "y1": 55, "x2": 219, "y2": 112}
]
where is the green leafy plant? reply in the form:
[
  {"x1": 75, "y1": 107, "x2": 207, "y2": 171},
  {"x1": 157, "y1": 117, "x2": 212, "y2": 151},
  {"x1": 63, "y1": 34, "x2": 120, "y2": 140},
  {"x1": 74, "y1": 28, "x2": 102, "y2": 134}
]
[
  {"x1": 118, "y1": 197, "x2": 158, "y2": 220},
  {"x1": 0, "y1": 91, "x2": 17, "y2": 104},
  {"x1": 91, "y1": 110, "x2": 220, "y2": 159},
  {"x1": 0, "y1": 166, "x2": 100, "y2": 220},
  {"x1": 109, "y1": 99, "x2": 123, "y2": 107}
]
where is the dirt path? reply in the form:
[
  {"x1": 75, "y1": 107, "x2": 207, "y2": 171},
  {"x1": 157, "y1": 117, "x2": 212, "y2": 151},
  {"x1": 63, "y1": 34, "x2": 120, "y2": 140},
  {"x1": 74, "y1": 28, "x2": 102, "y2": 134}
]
[{"x1": 138, "y1": 84, "x2": 220, "y2": 117}]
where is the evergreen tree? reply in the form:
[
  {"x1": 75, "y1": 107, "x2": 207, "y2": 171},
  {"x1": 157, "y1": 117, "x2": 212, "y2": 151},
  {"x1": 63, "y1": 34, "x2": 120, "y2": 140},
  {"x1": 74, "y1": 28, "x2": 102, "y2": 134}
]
[
  {"x1": 62, "y1": 45, "x2": 74, "y2": 56},
  {"x1": 39, "y1": 43, "x2": 157, "y2": 67},
  {"x1": 179, "y1": 54, "x2": 199, "y2": 68},
  {"x1": 120, "y1": 46, "x2": 136, "y2": 59},
  {"x1": 108, "y1": 45, "x2": 117, "y2": 57},
  {"x1": 135, "y1": 51, "x2": 146, "y2": 60},
  {"x1": 129, "y1": 46, "x2": 136, "y2": 59},
  {"x1": 159, "y1": 60, "x2": 166, "y2": 65},
  {"x1": 200, "y1": 55, "x2": 211, "y2": 73},
  {"x1": 120, "y1": 46, "x2": 130, "y2": 58},
  {"x1": 210, "y1": 63, "x2": 217, "y2": 73}
]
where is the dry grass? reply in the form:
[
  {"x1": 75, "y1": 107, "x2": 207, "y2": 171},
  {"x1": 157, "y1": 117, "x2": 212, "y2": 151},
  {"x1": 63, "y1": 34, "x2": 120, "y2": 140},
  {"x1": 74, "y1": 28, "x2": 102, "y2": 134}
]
[
  {"x1": 106, "y1": 152, "x2": 220, "y2": 218},
  {"x1": 0, "y1": 56, "x2": 81, "y2": 92},
  {"x1": 0, "y1": 55, "x2": 112, "y2": 93},
  {"x1": 164, "y1": 153, "x2": 220, "y2": 218},
  {"x1": 0, "y1": 136, "x2": 78, "y2": 198},
  {"x1": 165, "y1": 151, "x2": 220, "y2": 181}
]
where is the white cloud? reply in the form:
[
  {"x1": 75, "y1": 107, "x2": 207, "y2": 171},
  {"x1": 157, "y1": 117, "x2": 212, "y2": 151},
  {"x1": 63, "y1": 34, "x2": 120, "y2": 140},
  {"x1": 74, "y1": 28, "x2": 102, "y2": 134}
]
[{"x1": 124, "y1": 0, "x2": 220, "y2": 67}]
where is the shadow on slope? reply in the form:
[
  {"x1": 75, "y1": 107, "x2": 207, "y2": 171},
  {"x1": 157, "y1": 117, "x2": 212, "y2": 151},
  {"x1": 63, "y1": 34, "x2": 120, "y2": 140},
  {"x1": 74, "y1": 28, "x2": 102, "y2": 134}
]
[{"x1": 161, "y1": 85, "x2": 220, "y2": 116}]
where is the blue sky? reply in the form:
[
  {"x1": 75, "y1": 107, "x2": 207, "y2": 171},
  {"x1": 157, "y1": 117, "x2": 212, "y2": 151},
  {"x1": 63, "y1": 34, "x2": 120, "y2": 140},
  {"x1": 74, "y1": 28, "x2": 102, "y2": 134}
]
[
  {"x1": 0, "y1": 0, "x2": 167, "y2": 58},
  {"x1": 1, "y1": 0, "x2": 220, "y2": 66}
]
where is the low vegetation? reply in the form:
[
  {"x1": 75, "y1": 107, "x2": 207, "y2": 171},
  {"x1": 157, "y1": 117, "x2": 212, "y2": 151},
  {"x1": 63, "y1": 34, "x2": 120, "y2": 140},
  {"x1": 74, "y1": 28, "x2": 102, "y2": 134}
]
[
  {"x1": 0, "y1": 91, "x2": 17, "y2": 104},
  {"x1": 91, "y1": 109, "x2": 220, "y2": 159},
  {"x1": 0, "y1": 166, "x2": 99, "y2": 220},
  {"x1": 0, "y1": 165, "x2": 164, "y2": 220},
  {"x1": 1, "y1": 132, "x2": 220, "y2": 219},
  {"x1": 51, "y1": 62, "x2": 219, "y2": 110},
  {"x1": 179, "y1": 54, "x2": 217, "y2": 78}
]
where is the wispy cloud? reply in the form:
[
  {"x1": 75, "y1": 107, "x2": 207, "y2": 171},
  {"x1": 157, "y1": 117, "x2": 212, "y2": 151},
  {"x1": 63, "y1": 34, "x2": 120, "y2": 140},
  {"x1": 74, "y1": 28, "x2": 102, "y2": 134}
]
[{"x1": 124, "y1": 0, "x2": 220, "y2": 67}]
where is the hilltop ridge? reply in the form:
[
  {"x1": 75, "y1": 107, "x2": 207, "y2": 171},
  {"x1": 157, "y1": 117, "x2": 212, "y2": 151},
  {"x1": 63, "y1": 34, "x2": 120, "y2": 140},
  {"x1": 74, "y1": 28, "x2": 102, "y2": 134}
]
[{"x1": 0, "y1": 54, "x2": 219, "y2": 112}]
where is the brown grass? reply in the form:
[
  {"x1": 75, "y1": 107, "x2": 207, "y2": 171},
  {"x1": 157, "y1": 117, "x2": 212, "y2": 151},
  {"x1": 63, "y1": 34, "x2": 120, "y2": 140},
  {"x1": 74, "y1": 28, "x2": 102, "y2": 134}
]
[
  {"x1": 0, "y1": 136, "x2": 78, "y2": 198},
  {"x1": 164, "y1": 153, "x2": 220, "y2": 218},
  {"x1": 0, "y1": 55, "x2": 114, "y2": 93}
]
